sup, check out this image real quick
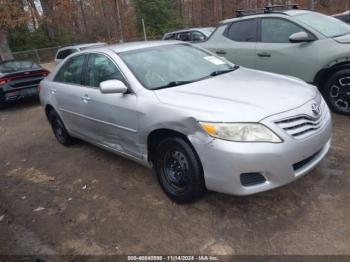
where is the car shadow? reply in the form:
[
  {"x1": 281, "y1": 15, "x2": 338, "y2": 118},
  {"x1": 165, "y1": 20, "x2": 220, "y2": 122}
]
[{"x1": 0, "y1": 97, "x2": 41, "y2": 113}]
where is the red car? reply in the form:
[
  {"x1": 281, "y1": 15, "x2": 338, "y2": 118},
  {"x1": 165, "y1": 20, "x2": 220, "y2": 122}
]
[{"x1": 0, "y1": 60, "x2": 50, "y2": 108}]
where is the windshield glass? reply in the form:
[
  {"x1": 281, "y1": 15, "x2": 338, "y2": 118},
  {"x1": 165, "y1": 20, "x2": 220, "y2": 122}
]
[
  {"x1": 0, "y1": 61, "x2": 41, "y2": 73},
  {"x1": 119, "y1": 44, "x2": 234, "y2": 90},
  {"x1": 295, "y1": 12, "x2": 350, "y2": 38}
]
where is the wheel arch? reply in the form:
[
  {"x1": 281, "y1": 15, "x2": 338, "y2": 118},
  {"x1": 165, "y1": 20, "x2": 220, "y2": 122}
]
[
  {"x1": 314, "y1": 61, "x2": 350, "y2": 89},
  {"x1": 147, "y1": 128, "x2": 191, "y2": 163},
  {"x1": 45, "y1": 104, "x2": 55, "y2": 120}
]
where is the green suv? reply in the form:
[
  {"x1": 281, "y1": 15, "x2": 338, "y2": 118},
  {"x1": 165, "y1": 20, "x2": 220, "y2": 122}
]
[{"x1": 198, "y1": 6, "x2": 350, "y2": 115}]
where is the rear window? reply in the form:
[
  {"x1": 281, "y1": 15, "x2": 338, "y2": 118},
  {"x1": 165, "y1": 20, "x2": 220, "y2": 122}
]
[
  {"x1": 0, "y1": 61, "x2": 41, "y2": 73},
  {"x1": 224, "y1": 19, "x2": 258, "y2": 42}
]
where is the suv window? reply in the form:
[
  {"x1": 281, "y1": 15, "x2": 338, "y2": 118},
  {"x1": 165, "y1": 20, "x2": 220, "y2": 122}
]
[
  {"x1": 178, "y1": 32, "x2": 191, "y2": 42},
  {"x1": 56, "y1": 49, "x2": 77, "y2": 60},
  {"x1": 164, "y1": 33, "x2": 176, "y2": 40},
  {"x1": 86, "y1": 54, "x2": 125, "y2": 88},
  {"x1": 261, "y1": 18, "x2": 306, "y2": 43},
  {"x1": 192, "y1": 31, "x2": 206, "y2": 42},
  {"x1": 225, "y1": 19, "x2": 258, "y2": 42},
  {"x1": 54, "y1": 55, "x2": 85, "y2": 84}
]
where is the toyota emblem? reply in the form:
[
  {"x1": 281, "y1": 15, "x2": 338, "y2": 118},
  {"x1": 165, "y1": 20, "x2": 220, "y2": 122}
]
[{"x1": 311, "y1": 103, "x2": 321, "y2": 116}]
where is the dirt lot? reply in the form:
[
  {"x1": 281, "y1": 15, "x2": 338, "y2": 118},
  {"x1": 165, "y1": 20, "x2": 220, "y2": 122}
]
[{"x1": 0, "y1": 98, "x2": 349, "y2": 256}]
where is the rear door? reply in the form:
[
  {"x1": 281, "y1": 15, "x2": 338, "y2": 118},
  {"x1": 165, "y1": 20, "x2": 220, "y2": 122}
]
[
  {"x1": 52, "y1": 54, "x2": 87, "y2": 135},
  {"x1": 81, "y1": 53, "x2": 139, "y2": 157},
  {"x1": 203, "y1": 19, "x2": 258, "y2": 68},
  {"x1": 255, "y1": 17, "x2": 317, "y2": 82}
]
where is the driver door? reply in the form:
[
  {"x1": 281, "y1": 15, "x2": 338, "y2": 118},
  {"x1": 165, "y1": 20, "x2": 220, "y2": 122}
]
[
  {"x1": 255, "y1": 18, "x2": 317, "y2": 82},
  {"x1": 81, "y1": 53, "x2": 140, "y2": 158}
]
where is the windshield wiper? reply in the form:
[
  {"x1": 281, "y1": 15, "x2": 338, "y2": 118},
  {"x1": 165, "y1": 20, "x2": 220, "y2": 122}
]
[
  {"x1": 153, "y1": 80, "x2": 194, "y2": 90},
  {"x1": 210, "y1": 65, "x2": 239, "y2": 77}
]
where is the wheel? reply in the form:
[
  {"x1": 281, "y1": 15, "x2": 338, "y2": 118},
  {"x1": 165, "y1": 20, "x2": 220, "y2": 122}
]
[
  {"x1": 48, "y1": 109, "x2": 78, "y2": 146},
  {"x1": 323, "y1": 69, "x2": 350, "y2": 115},
  {"x1": 0, "y1": 102, "x2": 6, "y2": 110},
  {"x1": 154, "y1": 137, "x2": 206, "y2": 203}
]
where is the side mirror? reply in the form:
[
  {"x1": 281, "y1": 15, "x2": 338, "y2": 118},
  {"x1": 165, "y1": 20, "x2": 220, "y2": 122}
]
[
  {"x1": 99, "y1": 80, "x2": 128, "y2": 94},
  {"x1": 289, "y1": 32, "x2": 315, "y2": 43}
]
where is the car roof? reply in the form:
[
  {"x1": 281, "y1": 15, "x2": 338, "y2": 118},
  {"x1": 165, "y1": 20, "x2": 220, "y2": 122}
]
[
  {"x1": 220, "y1": 9, "x2": 313, "y2": 24},
  {"x1": 164, "y1": 27, "x2": 215, "y2": 35},
  {"x1": 58, "y1": 43, "x2": 106, "y2": 51},
  {"x1": 85, "y1": 41, "x2": 186, "y2": 54}
]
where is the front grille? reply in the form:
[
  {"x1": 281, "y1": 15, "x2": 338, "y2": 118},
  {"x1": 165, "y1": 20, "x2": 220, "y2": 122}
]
[
  {"x1": 275, "y1": 104, "x2": 327, "y2": 139},
  {"x1": 240, "y1": 173, "x2": 266, "y2": 187},
  {"x1": 293, "y1": 149, "x2": 322, "y2": 171}
]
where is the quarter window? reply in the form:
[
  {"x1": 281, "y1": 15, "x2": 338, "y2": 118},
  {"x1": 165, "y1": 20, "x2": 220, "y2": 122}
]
[
  {"x1": 54, "y1": 55, "x2": 85, "y2": 84},
  {"x1": 261, "y1": 18, "x2": 306, "y2": 43},
  {"x1": 56, "y1": 49, "x2": 77, "y2": 60},
  {"x1": 86, "y1": 54, "x2": 125, "y2": 88},
  {"x1": 225, "y1": 19, "x2": 258, "y2": 42}
]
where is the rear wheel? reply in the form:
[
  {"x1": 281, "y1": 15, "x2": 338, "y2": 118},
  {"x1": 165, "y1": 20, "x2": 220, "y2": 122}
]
[
  {"x1": 154, "y1": 137, "x2": 205, "y2": 203},
  {"x1": 323, "y1": 69, "x2": 350, "y2": 115},
  {"x1": 48, "y1": 110, "x2": 78, "y2": 146}
]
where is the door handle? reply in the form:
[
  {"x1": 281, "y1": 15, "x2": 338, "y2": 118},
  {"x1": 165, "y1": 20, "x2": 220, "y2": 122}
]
[
  {"x1": 81, "y1": 95, "x2": 91, "y2": 103},
  {"x1": 257, "y1": 52, "x2": 271, "y2": 58},
  {"x1": 50, "y1": 88, "x2": 57, "y2": 94},
  {"x1": 216, "y1": 50, "x2": 227, "y2": 55}
]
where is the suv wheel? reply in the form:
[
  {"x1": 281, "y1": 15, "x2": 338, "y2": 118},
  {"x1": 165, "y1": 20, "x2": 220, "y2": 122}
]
[
  {"x1": 154, "y1": 137, "x2": 205, "y2": 203},
  {"x1": 324, "y1": 69, "x2": 350, "y2": 115},
  {"x1": 48, "y1": 110, "x2": 78, "y2": 146}
]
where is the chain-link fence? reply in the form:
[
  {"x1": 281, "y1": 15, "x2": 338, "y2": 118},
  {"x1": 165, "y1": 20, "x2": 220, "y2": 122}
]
[{"x1": 6, "y1": 46, "x2": 61, "y2": 64}]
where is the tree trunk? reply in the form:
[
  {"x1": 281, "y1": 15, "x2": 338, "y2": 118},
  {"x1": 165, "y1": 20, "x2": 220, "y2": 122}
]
[
  {"x1": 0, "y1": 30, "x2": 13, "y2": 62},
  {"x1": 40, "y1": 0, "x2": 56, "y2": 39}
]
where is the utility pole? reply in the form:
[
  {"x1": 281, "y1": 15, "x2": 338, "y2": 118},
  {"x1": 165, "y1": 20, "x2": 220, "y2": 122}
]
[{"x1": 142, "y1": 18, "x2": 147, "y2": 41}]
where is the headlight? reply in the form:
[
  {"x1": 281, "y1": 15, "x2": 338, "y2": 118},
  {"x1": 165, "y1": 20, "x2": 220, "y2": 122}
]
[{"x1": 199, "y1": 122, "x2": 282, "y2": 143}]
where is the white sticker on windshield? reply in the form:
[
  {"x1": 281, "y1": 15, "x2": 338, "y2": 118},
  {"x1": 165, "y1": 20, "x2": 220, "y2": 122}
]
[{"x1": 204, "y1": 56, "x2": 225, "y2": 65}]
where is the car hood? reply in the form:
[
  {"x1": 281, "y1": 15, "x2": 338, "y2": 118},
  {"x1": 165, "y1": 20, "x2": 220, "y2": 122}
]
[{"x1": 154, "y1": 68, "x2": 316, "y2": 122}]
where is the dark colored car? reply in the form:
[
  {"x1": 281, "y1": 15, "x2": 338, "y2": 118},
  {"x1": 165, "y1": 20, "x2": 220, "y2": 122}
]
[
  {"x1": 0, "y1": 60, "x2": 50, "y2": 108},
  {"x1": 333, "y1": 11, "x2": 350, "y2": 23}
]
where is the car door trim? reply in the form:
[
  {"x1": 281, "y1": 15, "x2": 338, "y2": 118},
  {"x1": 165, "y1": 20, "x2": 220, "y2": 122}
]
[{"x1": 59, "y1": 108, "x2": 138, "y2": 133}]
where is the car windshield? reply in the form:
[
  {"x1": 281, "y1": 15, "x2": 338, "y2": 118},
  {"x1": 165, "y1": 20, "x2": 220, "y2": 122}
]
[
  {"x1": 0, "y1": 61, "x2": 41, "y2": 73},
  {"x1": 295, "y1": 12, "x2": 350, "y2": 38},
  {"x1": 119, "y1": 44, "x2": 235, "y2": 90}
]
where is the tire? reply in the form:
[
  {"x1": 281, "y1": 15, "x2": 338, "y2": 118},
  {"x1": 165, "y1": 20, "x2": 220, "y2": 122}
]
[
  {"x1": 323, "y1": 69, "x2": 350, "y2": 115},
  {"x1": 154, "y1": 137, "x2": 206, "y2": 203},
  {"x1": 48, "y1": 109, "x2": 78, "y2": 146},
  {"x1": 0, "y1": 102, "x2": 6, "y2": 110}
]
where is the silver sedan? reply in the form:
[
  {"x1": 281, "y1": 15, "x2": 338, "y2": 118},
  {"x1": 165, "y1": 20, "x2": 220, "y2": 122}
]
[{"x1": 40, "y1": 41, "x2": 332, "y2": 203}]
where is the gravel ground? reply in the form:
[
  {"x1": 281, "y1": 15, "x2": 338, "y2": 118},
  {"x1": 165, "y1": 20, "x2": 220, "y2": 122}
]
[{"x1": 0, "y1": 98, "x2": 349, "y2": 256}]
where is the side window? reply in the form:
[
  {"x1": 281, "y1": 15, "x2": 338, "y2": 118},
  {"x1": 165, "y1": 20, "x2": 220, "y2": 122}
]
[
  {"x1": 178, "y1": 32, "x2": 191, "y2": 42},
  {"x1": 86, "y1": 54, "x2": 125, "y2": 88},
  {"x1": 224, "y1": 19, "x2": 258, "y2": 42},
  {"x1": 54, "y1": 55, "x2": 85, "y2": 84},
  {"x1": 261, "y1": 18, "x2": 306, "y2": 43},
  {"x1": 164, "y1": 33, "x2": 176, "y2": 40},
  {"x1": 191, "y1": 31, "x2": 206, "y2": 42}
]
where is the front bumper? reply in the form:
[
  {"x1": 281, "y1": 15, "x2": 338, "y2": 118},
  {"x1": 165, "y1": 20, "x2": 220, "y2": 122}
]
[{"x1": 190, "y1": 101, "x2": 332, "y2": 196}]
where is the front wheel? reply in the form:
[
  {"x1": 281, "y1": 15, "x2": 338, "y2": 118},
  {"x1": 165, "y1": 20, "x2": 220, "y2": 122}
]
[
  {"x1": 323, "y1": 69, "x2": 350, "y2": 115},
  {"x1": 154, "y1": 137, "x2": 206, "y2": 204}
]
